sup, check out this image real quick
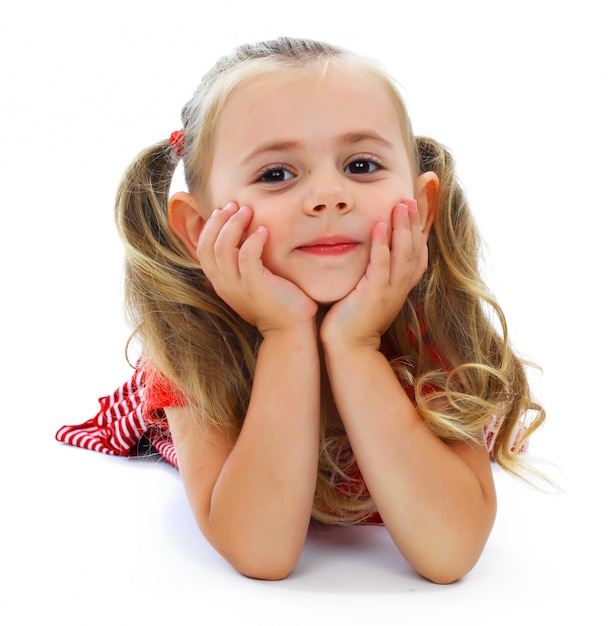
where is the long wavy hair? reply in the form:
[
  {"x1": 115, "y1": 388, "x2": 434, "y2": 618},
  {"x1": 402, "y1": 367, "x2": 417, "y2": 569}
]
[{"x1": 116, "y1": 37, "x2": 545, "y2": 524}]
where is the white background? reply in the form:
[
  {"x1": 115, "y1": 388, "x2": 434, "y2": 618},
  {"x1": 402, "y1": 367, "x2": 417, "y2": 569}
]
[{"x1": 1, "y1": 0, "x2": 606, "y2": 623}]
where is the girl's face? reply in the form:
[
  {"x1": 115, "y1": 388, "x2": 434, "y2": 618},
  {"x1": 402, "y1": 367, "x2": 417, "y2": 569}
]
[{"x1": 204, "y1": 64, "x2": 417, "y2": 304}]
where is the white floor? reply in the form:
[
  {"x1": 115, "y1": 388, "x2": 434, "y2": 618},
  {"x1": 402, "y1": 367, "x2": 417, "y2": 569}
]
[
  {"x1": 2, "y1": 1, "x2": 606, "y2": 624},
  {"x1": 3, "y1": 418, "x2": 603, "y2": 624}
]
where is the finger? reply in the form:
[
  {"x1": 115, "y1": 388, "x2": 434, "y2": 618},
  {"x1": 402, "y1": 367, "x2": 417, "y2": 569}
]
[
  {"x1": 366, "y1": 221, "x2": 391, "y2": 286},
  {"x1": 389, "y1": 201, "x2": 422, "y2": 275},
  {"x1": 197, "y1": 202, "x2": 238, "y2": 272},
  {"x1": 405, "y1": 200, "x2": 423, "y2": 259},
  {"x1": 200, "y1": 203, "x2": 238, "y2": 247},
  {"x1": 391, "y1": 200, "x2": 426, "y2": 287},
  {"x1": 213, "y1": 205, "x2": 254, "y2": 280},
  {"x1": 237, "y1": 225, "x2": 269, "y2": 283},
  {"x1": 213, "y1": 205, "x2": 253, "y2": 255},
  {"x1": 404, "y1": 201, "x2": 428, "y2": 277},
  {"x1": 398, "y1": 201, "x2": 429, "y2": 286},
  {"x1": 387, "y1": 203, "x2": 411, "y2": 278}
]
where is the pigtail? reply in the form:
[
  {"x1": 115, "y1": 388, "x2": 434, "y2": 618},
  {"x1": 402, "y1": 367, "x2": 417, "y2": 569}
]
[
  {"x1": 116, "y1": 140, "x2": 259, "y2": 438},
  {"x1": 116, "y1": 140, "x2": 183, "y2": 273},
  {"x1": 402, "y1": 136, "x2": 546, "y2": 480},
  {"x1": 115, "y1": 139, "x2": 200, "y2": 353}
]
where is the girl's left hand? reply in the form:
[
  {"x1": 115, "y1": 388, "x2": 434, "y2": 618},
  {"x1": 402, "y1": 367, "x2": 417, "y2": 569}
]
[{"x1": 320, "y1": 200, "x2": 427, "y2": 350}]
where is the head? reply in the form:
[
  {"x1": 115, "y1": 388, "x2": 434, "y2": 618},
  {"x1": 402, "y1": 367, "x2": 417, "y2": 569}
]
[{"x1": 167, "y1": 37, "x2": 438, "y2": 304}]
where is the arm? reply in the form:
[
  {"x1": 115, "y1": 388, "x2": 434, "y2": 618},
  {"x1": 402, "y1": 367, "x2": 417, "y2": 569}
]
[
  {"x1": 321, "y1": 201, "x2": 496, "y2": 584},
  {"x1": 322, "y1": 344, "x2": 496, "y2": 584},
  {"x1": 167, "y1": 321, "x2": 320, "y2": 581},
  {"x1": 168, "y1": 202, "x2": 321, "y2": 580}
]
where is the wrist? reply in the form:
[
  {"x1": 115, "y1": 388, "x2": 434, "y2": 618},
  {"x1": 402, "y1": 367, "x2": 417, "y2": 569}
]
[
  {"x1": 321, "y1": 334, "x2": 381, "y2": 357},
  {"x1": 261, "y1": 319, "x2": 318, "y2": 345}
]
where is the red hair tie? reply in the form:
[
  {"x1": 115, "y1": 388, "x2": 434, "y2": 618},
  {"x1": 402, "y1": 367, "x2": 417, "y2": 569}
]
[{"x1": 170, "y1": 129, "x2": 185, "y2": 158}]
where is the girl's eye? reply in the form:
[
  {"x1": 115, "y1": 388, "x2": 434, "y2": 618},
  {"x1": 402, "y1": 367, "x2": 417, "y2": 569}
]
[
  {"x1": 257, "y1": 166, "x2": 295, "y2": 184},
  {"x1": 345, "y1": 158, "x2": 382, "y2": 175}
]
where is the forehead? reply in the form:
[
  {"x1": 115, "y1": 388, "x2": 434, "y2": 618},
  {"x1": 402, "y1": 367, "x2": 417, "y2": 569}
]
[{"x1": 214, "y1": 63, "x2": 407, "y2": 155}]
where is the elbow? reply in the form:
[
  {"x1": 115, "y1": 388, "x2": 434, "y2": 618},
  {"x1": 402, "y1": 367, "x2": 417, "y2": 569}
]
[
  {"x1": 227, "y1": 550, "x2": 299, "y2": 581},
  {"x1": 194, "y1": 510, "x2": 304, "y2": 580},
  {"x1": 414, "y1": 549, "x2": 483, "y2": 585},
  {"x1": 237, "y1": 563, "x2": 295, "y2": 581},
  {"x1": 421, "y1": 567, "x2": 467, "y2": 586},
  {"x1": 205, "y1": 525, "x2": 302, "y2": 581}
]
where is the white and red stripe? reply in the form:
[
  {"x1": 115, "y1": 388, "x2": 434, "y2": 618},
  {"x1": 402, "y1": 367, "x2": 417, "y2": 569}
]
[{"x1": 55, "y1": 369, "x2": 179, "y2": 468}]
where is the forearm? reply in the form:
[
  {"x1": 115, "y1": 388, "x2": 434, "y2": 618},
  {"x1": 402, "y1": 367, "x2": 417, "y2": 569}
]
[
  {"x1": 323, "y1": 345, "x2": 496, "y2": 583},
  {"x1": 208, "y1": 323, "x2": 320, "y2": 578}
]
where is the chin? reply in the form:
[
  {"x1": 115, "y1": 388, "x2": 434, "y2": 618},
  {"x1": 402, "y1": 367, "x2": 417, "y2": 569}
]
[
  {"x1": 295, "y1": 274, "x2": 362, "y2": 305},
  {"x1": 307, "y1": 287, "x2": 354, "y2": 305}
]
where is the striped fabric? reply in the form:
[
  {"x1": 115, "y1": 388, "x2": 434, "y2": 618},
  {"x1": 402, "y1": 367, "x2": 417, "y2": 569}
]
[
  {"x1": 55, "y1": 369, "x2": 178, "y2": 468},
  {"x1": 56, "y1": 370, "x2": 526, "y2": 475}
]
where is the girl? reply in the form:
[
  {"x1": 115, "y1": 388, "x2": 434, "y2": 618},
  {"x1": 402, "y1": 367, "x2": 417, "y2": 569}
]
[{"x1": 57, "y1": 37, "x2": 544, "y2": 584}]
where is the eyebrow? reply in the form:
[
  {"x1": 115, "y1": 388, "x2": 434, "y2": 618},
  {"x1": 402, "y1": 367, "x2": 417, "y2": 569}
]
[
  {"x1": 338, "y1": 131, "x2": 395, "y2": 150},
  {"x1": 241, "y1": 130, "x2": 395, "y2": 165},
  {"x1": 241, "y1": 141, "x2": 301, "y2": 165}
]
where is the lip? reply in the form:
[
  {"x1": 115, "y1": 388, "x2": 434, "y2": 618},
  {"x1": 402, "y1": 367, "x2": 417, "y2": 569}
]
[{"x1": 297, "y1": 236, "x2": 360, "y2": 256}]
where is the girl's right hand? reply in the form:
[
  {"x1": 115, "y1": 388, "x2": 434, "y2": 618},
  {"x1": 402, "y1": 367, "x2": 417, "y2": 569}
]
[{"x1": 196, "y1": 202, "x2": 318, "y2": 336}]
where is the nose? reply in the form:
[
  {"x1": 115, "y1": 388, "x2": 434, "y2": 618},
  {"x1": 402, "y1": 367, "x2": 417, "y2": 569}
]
[{"x1": 303, "y1": 171, "x2": 353, "y2": 215}]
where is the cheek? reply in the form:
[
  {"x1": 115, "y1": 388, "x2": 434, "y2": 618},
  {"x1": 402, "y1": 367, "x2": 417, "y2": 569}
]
[
  {"x1": 241, "y1": 197, "x2": 285, "y2": 234},
  {"x1": 240, "y1": 208, "x2": 283, "y2": 270},
  {"x1": 205, "y1": 166, "x2": 251, "y2": 212},
  {"x1": 365, "y1": 185, "x2": 413, "y2": 237},
  {"x1": 362, "y1": 192, "x2": 400, "y2": 227}
]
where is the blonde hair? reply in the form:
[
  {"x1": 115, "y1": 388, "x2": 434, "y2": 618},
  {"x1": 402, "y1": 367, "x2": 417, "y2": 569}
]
[{"x1": 116, "y1": 37, "x2": 545, "y2": 524}]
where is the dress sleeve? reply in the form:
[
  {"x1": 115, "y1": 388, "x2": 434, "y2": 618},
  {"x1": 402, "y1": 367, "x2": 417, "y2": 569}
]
[{"x1": 144, "y1": 368, "x2": 187, "y2": 413}]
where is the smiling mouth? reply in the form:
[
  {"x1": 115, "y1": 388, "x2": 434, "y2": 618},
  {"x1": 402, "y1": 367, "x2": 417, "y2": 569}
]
[{"x1": 297, "y1": 237, "x2": 359, "y2": 256}]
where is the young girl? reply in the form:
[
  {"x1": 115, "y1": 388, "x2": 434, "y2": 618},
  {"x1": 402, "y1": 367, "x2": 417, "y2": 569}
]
[{"x1": 57, "y1": 37, "x2": 544, "y2": 584}]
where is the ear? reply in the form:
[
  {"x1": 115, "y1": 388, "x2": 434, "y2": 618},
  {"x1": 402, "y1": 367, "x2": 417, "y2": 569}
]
[
  {"x1": 168, "y1": 191, "x2": 205, "y2": 259},
  {"x1": 415, "y1": 171, "x2": 440, "y2": 236}
]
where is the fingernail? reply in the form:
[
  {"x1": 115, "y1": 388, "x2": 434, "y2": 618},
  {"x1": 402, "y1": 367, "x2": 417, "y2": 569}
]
[
  {"x1": 405, "y1": 199, "x2": 418, "y2": 212},
  {"x1": 396, "y1": 202, "x2": 410, "y2": 219}
]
